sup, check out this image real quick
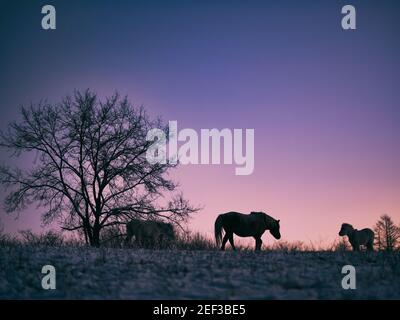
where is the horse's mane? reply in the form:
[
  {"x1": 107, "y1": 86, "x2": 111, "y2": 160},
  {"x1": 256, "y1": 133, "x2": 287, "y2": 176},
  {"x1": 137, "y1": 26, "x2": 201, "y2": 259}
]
[
  {"x1": 250, "y1": 211, "x2": 264, "y2": 216},
  {"x1": 250, "y1": 211, "x2": 276, "y2": 223}
]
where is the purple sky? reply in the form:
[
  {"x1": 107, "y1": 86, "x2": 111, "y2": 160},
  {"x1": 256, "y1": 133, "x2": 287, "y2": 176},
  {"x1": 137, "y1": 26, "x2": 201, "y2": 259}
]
[{"x1": 1, "y1": 0, "x2": 399, "y2": 245}]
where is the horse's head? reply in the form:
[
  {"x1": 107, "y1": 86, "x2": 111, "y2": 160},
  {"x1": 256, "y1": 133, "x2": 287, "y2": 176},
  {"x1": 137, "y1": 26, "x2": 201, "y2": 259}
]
[
  {"x1": 262, "y1": 213, "x2": 281, "y2": 240},
  {"x1": 339, "y1": 223, "x2": 353, "y2": 236},
  {"x1": 269, "y1": 219, "x2": 281, "y2": 240},
  {"x1": 251, "y1": 211, "x2": 281, "y2": 240}
]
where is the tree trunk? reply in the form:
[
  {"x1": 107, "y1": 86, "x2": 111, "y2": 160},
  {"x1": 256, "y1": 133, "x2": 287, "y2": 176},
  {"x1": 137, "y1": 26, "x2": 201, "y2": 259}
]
[
  {"x1": 84, "y1": 220, "x2": 93, "y2": 246},
  {"x1": 91, "y1": 223, "x2": 101, "y2": 247}
]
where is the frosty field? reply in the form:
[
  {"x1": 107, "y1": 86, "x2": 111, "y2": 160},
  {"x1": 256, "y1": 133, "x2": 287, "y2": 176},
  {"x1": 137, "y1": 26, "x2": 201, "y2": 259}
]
[{"x1": 0, "y1": 246, "x2": 399, "y2": 299}]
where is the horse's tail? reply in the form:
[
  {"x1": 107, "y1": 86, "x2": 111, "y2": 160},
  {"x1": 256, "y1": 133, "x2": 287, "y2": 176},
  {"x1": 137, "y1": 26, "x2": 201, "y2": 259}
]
[{"x1": 214, "y1": 214, "x2": 224, "y2": 247}]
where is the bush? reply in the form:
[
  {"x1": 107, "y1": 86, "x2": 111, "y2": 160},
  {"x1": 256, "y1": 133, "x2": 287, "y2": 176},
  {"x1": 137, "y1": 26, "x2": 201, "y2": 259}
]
[
  {"x1": 331, "y1": 238, "x2": 351, "y2": 252},
  {"x1": 174, "y1": 232, "x2": 216, "y2": 250},
  {"x1": 18, "y1": 229, "x2": 65, "y2": 247},
  {"x1": 264, "y1": 240, "x2": 307, "y2": 252},
  {"x1": 0, "y1": 226, "x2": 381, "y2": 252},
  {"x1": 0, "y1": 232, "x2": 18, "y2": 247},
  {"x1": 100, "y1": 225, "x2": 126, "y2": 248}
]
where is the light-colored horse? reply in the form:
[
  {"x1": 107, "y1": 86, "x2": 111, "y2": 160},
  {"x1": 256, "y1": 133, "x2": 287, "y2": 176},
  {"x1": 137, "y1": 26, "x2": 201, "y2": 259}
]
[
  {"x1": 125, "y1": 219, "x2": 175, "y2": 248},
  {"x1": 339, "y1": 223, "x2": 374, "y2": 251},
  {"x1": 214, "y1": 211, "x2": 281, "y2": 251}
]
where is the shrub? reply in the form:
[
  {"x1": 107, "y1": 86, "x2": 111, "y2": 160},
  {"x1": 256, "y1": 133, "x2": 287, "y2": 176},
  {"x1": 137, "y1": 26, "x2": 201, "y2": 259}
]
[{"x1": 18, "y1": 229, "x2": 65, "y2": 247}]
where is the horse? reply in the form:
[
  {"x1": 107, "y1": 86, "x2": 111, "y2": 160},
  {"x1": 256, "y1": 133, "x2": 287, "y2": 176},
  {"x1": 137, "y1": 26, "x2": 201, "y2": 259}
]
[
  {"x1": 338, "y1": 223, "x2": 374, "y2": 251},
  {"x1": 214, "y1": 211, "x2": 281, "y2": 251},
  {"x1": 125, "y1": 219, "x2": 175, "y2": 248}
]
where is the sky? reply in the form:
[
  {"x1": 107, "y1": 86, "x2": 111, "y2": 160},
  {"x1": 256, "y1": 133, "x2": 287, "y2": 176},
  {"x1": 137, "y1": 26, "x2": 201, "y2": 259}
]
[{"x1": 0, "y1": 0, "x2": 399, "y2": 246}]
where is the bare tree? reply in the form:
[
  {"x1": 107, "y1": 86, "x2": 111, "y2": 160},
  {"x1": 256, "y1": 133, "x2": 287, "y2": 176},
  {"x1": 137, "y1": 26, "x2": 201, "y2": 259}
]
[
  {"x1": 375, "y1": 223, "x2": 384, "y2": 251},
  {"x1": 0, "y1": 90, "x2": 198, "y2": 246},
  {"x1": 374, "y1": 214, "x2": 400, "y2": 251}
]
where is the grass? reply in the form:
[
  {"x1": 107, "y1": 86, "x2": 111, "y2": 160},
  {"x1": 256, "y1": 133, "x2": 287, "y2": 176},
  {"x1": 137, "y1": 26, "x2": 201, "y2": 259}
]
[
  {"x1": 0, "y1": 229, "x2": 393, "y2": 253},
  {"x1": 1, "y1": 244, "x2": 399, "y2": 299}
]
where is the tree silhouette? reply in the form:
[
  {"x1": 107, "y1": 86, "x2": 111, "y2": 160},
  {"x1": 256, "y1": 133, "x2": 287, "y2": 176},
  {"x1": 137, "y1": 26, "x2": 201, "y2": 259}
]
[
  {"x1": 0, "y1": 90, "x2": 198, "y2": 246},
  {"x1": 374, "y1": 214, "x2": 400, "y2": 251}
]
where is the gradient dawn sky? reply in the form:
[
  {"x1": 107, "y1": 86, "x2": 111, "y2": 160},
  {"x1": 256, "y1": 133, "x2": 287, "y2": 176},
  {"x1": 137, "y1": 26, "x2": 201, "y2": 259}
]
[{"x1": 0, "y1": 0, "x2": 399, "y2": 245}]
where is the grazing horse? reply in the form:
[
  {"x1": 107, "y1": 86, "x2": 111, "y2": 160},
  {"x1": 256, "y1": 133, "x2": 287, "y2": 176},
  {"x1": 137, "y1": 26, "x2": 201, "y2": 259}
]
[
  {"x1": 338, "y1": 223, "x2": 374, "y2": 251},
  {"x1": 125, "y1": 219, "x2": 175, "y2": 248},
  {"x1": 214, "y1": 211, "x2": 281, "y2": 251}
]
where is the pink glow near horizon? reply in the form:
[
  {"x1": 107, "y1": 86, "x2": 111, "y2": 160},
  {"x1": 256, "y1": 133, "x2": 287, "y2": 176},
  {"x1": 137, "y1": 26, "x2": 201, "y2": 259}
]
[
  {"x1": 1, "y1": 1, "x2": 400, "y2": 247},
  {"x1": 172, "y1": 156, "x2": 400, "y2": 247}
]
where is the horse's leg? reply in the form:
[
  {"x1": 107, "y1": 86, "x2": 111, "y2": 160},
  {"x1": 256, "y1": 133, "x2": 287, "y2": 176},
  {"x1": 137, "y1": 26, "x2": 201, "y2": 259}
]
[
  {"x1": 124, "y1": 233, "x2": 131, "y2": 247},
  {"x1": 228, "y1": 233, "x2": 236, "y2": 251},
  {"x1": 158, "y1": 234, "x2": 164, "y2": 249},
  {"x1": 150, "y1": 235, "x2": 156, "y2": 249},
  {"x1": 136, "y1": 233, "x2": 141, "y2": 247},
  {"x1": 255, "y1": 237, "x2": 262, "y2": 251},
  {"x1": 221, "y1": 233, "x2": 229, "y2": 251},
  {"x1": 139, "y1": 232, "x2": 147, "y2": 248}
]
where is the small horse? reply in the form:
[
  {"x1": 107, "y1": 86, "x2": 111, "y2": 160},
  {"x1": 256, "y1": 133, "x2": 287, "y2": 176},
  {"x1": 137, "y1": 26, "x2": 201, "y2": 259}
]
[
  {"x1": 125, "y1": 219, "x2": 175, "y2": 248},
  {"x1": 215, "y1": 211, "x2": 281, "y2": 251},
  {"x1": 338, "y1": 223, "x2": 374, "y2": 251}
]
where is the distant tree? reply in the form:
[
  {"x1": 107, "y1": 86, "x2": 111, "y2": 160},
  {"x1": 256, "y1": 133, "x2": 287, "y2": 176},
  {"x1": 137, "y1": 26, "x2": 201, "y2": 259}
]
[
  {"x1": 0, "y1": 90, "x2": 198, "y2": 247},
  {"x1": 374, "y1": 214, "x2": 400, "y2": 251},
  {"x1": 375, "y1": 223, "x2": 384, "y2": 251}
]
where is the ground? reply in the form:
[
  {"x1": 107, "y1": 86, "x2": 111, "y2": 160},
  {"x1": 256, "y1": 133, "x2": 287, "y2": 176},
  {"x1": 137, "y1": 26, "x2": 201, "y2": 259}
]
[{"x1": 1, "y1": 246, "x2": 399, "y2": 299}]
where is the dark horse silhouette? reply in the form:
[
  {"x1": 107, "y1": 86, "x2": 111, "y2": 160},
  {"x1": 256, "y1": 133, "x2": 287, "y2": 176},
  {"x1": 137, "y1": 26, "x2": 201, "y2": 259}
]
[
  {"x1": 215, "y1": 211, "x2": 281, "y2": 251},
  {"x1": 338, "y1": 223, "x2": 374, "y2": 251},
  {"x1": 125, "y1": 219, "x2": 175, "y2": 248}
]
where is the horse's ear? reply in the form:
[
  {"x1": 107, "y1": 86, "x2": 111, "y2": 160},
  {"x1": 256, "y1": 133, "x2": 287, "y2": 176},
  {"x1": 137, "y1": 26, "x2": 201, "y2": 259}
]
[{"x1": 277, "y1": 219, "x2": 280, "y2": 223}]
